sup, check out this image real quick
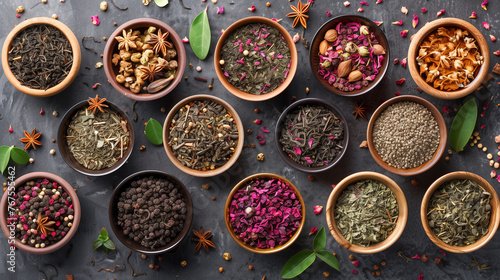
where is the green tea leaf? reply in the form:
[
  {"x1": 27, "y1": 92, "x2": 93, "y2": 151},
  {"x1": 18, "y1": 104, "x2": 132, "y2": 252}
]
[
  {"x1": 316, "y1": 249, "x2": 340, "y2": 271},
  {"x1": 0, "y1": 146, "x2": 12, "y2": 174},
  {"x1": 145, "y1": 118, "x2": 163, "y2": 145},
  {"x1": 189, "y1": 7, "x2": 211, "y2": 60},
  {"x1": 10, "y1": 147, "x2": 29, "y2": 164},
  {"x1": 449, "y1": 98, "x2": 477, "y2": 153},
  {"x1": 92, "y1": 239, "x2": 103, "y2": 250},
  {"x1": 103, "y1": 239, "x2": 116, "y2": 250},
  {"x1": 154, "y1": 0, "x2": 169, "y2": 7},
  {"x1": 99, "y1": 227, "x2": 109, "y2": 240},
  {"x1": 313, "y1": 227, "x2": 326, "y2": 252},
  {"x1": 281, "y1": 250, "x2": 316, "y2": 279}
]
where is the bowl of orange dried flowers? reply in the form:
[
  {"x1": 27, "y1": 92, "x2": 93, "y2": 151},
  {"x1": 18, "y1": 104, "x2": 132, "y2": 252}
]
[{"x1": 408, "y1": 18, "x2": 489, "y2": 100}]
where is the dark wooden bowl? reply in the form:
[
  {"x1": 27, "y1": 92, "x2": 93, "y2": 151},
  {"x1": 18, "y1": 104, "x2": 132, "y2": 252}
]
[
  {"x1": 310, "y1": 15, "x2": 390, "y2": 97},
  {"x1": 274, "y1": 98, "x2": 349, "y2": 173},
  {"x1": 108, "y1": 170, "x2": 193, "y2": 254}
]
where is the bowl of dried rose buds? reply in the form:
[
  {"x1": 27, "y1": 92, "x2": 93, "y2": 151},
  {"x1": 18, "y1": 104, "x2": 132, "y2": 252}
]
[
  {"x1": 408, "y1": 18, "x2": 489, "y2": 100},
  {"x1": 103, "y1": 18, "x2": 186, "y2": 101},
  {"x1": 310, "y1": 15, "x2": 390, "y2": 96}
]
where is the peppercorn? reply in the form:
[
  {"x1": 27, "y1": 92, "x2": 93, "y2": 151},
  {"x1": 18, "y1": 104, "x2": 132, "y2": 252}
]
[
  {"x1": 254, "y1": 108, "x2": 260, "y2": 113},
  {"x1": 113, "y1": 22, "x2": 117, "y2": 26},
  {"x1": 307, "y1": 175, "x2": 314, "y2": 181},
  {"x1": 373, "y1": 265, "x2": 379, "y2": 270},
  {"x1": 376, "y1": 271, "x2": 381, "y2": 276},
  {"x1": 380, "y1": 260, "x2": 386, "y2": 266},
  {"x1": 212, "y1": 197, "x2": 216, "y2": 201},
  {"x1": 202, "y1": 183, "x2": 210, "y2": 190},
  {"x1": 180, "y1": 260, "x2": 187, "y2": 267},
  {"x1": 247, "y1": 129, "x2": 252, "y2": 134},
  {"x1": 434, "y1": 257, "x2": 442, "y2": 264},
  {"x1": 248, "y1": 265, "x2": 253, "y2": 270},
  {"x1": 141, "y1": 253, "x2": 147, "y2": 259},
  {"x1": 140, "y1": 145, "x2": 146, "y2": 151},
  {"x1": 445, "y1": 156, "x2": 450, "y2": 162},
  {"x1": 411, "y1": 179, "x2": 418, "y2": 186},
  {"x1": 349, "y1": 254, "x2": 355, "y2": 260},
  {"x1": 208, "y1": 84, "x2": 213, "y2": 89},
  {"x1": 266, "y1": 2, "x2": 271, "y2": 7},
  {"x1": 323, "y1": 271, "x2": 329, "y2": 277},
  {"x1": 421, "y1": 254, "x2": 429, "y2": 262},
  {"x1": 219, "y1": 267, "x2": 224, "y2": 273},
  {"x1": 158, "y1": 256, "x2": 163, "y2": 261},
  {"x1": 149, "y1": 263, "x2": 154, "y2": 269},
  {"x1": 371, "y1": 272, "x2": 376, "y2": 276},
  {"x1": 51, "y1": 139, "x2": 56, "y2": 143}
]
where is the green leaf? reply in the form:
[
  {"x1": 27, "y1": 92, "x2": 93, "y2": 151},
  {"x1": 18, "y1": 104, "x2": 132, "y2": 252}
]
[
  {"x1": 104, "y1": 247, "x2": 109, "y2": 254},
  {"x1": 145, "y1": 118, "x2": 163, "y2": 145},
  {"x1": 154, "y1": 0, "x2": 169, "y2": 7},
  {"x1": 313, "y1": 227, "x2": 326, "y2": 252},
  {"x1": 103, "y1": 239, "x2": 116, "y2": 250},
  {"x1": 92, "y1": 239, "x2": 103, "y2": 250},
  {"x1": 0, "y1": 146, "x2": 13, "y2": 174},
  {"x1": 449, "y1": 98, "x2": 477, "y2": 153},
  {"x1": 189, "y1": 7, "x2": 211, "y2": 60},
  {"x1": 281, "y1": 250, "x2": 316, "y2": 279},
  {"x1": 99, "y1": 227, "x2": 109, "y2": 240},
  {"x1": 10, "y1": 147, "x2": 29, "y2": 164},
  {"x1": 316, "y1": 249, "x2": 340, "y2": 271}
]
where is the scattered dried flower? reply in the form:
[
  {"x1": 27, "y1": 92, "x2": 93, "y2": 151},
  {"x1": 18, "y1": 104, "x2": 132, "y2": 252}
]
[
  {"x1": 261, "y1": 127, "x2": 270, "y2": 133},
  {"x1": 248, "y1": 5, "x2": 256, "y2": 12},
  {"x1": 180, "y1": 260, "x2": 187, "y2": 267},
  {"x1": 352, "y1": 269, "x2": 358, "y2": 275},
  {"x1": 421, "y1": 254, "x2": 429, "y2": 262},
  {"x1": 401, "y1": 6, "x2": 408, "y2": 15},
  {"x1": 418, "y1": 274, "x2": 424, "y2": 280},
  {"x1": 344, "y1": 1, "x2": 350, "y2": 7},
  {"x1": 412, "y1": 15, "x2": 419, "y2": 28},
  {"x1": 91, "y1": 15, "x2": 100, "y2": 26},
  {"x1": 481, "y1": 0, "x2": 488, "y2": 10},
  {"x1": 293, "y1": 32, "x2": 300, "y2": 43},
  {"x1": 400, "y1": 30, "x2": 409, "y2": 38},
  {"x1": 412, "y1": 254, "x2": 421, "y2": 260},
  {"x1": 217, "y1": 6, "x2": 224, "y2": 14},
  {"x1": 490, "y1": 35, "x2": 496, "y2": 42},
  {"x1": 309, "y1": 227, "x2": 318, "y2": 235},
  {"x1": 8, "y1": 125, "x2": 13, "y2": 133},
  {"x1": 359, "y1": 140, "x2": 368, "y2": 148},
  {"x1": 421, "y1": 7, "x2": 427, "y2": 13},
  {"x1": 392, "y1": 20, "x2": 403, "y2": 25},
  {"x1": 483, "y1": 22, "x2": 490, "y2": 30},
  {"x1": 443, "y1": 106, "x2": 450, "y2": 114},
  {"x1": 376, "y1": 0, "x2": 382, "y2": 4},
  {"x1": 439, "y1": 250, "x2": 447, "y2": 256},
  {"x1": 401, "y1": 57, "x2": 407, "y2": 68},
  {"x1": 254, "y1": 119, "x2": 262, "y2": 125},
  {"x1": 352, "y1": 260, "x2": 360, "y2": 267},
  {"x1": 357, "y1": 7, "x2": 363, "y2": 12},
  {"x1": 437, "y1": 9, "x2": 445, "y2": 17},
  {"x1": 396, "y1": 78, "x2": 405, "y2": 85},
  {"x1": 395, "y1": 91, "x2": 401, "y2": 96},
  {"x1": 360, "y1": 1, "x2": 368, "y2": 6},
  {"x1": 470, "y1": 11, "x2": 477, "y2": 19},
  {"x1": 182, "y1": 37, "x2": 189, "y2": 43},
  {"x1": 374, "y1": 21, "x2": 383, "y2": 26},
  {"x1": 393, "y1": 58, "x2": 400, "y2": 64},
  {"x1": 326, "y1": 10, "x2": 331, "y2": 17},
  {"x1": 313, "y1": 205, "x2": 323, "y2": 215}
]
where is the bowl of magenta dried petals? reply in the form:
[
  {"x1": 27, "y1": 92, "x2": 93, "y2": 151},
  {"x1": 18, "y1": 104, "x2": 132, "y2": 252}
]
[
  {"x1": 310, "y1": 15, "x2": 390, "y2": 96},
  {"x1": 224, "y1": 173, "x2": 306, "y2": 254}
]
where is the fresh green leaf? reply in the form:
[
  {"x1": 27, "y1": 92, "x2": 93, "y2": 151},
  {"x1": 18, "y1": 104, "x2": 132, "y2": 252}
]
[
  {"x1": 316, "y1": 249, "x2": 340, "y2": 271},
  {"x1": 92, "y1": 239, "x2": 103, "y2": 250},
  {"x1": 0, "y1": 146, "x2": 13, "y2": 174},
  {"x1": 104, "y1": 247, "x2": 109, "y2": 254},
  {"x1": 189, "y1": 7, "x2": 211, "y2": 60},
  {"x1": 10, "y1": 147, "x2": 29, "y2": 164},
  {"x1": 145, "y1": 118, "x2": 163, "y2": 145},
  {"x1": 103, "y1": 239, "x2": 116, "y2": 250},
  {"x1": 449, "y1": 98, "x2": 477, "y2": 153},
  {"x1": 281, "y1": 250, "x2": 316, "y2": 279},
  {"x1": 154, "y1": 0, "x2": 169, "y2": 7},
  {"x1": 313, "y1": 227, "x2": 326, "y2": 252},
  {"x1": 100, "y1": 227, "x2": 109, "y2": 240}
]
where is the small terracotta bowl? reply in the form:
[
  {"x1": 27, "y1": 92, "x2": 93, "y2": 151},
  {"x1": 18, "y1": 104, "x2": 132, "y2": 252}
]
[
  {"x1": 224, "y1": 173, "x2": 306, "y2": 254},
  {"x1": 1, "y1": 17, "x2": 81, "y2": 97},
  {"x1": 274, "y1": 98, "x2": 349, "y2": 173},
  {"x1": 408, "y1": 18, "x2": 489, "y2": 100},
  {"x1": 0, "y1": 172, "x2": 81, "y2": 254},
  {"x1": 163, "y1": 95, "x2": 244, "y2": 177},
  {"x1": 214, "y1": 17, "x2": 298, "y2": 101},
  {"x1": 103, "y1": 18, "x2": 186, "y2": 101},
  {"x1": 109, "y1": 170, "x2": 193, "y2": 254},
  {"x1": 326, "y1": 171, "x2": 408, "y2": 254},
  {"x1": 421, "y1": 171, "x2": 500, "y2": 253},
  {"x1": 310, "y1": 15, "x2": 390, "y2": 97},
  {"x1": 366, "y1": 95, "x2": 447, "y2": 176},
  {"x1": 57, "y1": 100, "x2": 134, "y2": 176}
]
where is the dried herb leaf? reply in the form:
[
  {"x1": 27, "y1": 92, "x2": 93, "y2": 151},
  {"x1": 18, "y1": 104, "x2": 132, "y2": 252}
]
[
  {"x1": 281, "y1": 250, "x2": 316, "y2": 279},
  {"x1": 0, "y1": 146, "x2": 12, "y2": 174},
  {"x1": 154, "y1": 0, "x2": 169, "y2": 7},
  {"x1": 449, "y1": 98, "x2": 477, "y2": 153},
  {"x1": 189, "y1": 7, "x2": 211, "y2": 60},
  {"x1": 316, "y1": 249, "x2": 340, "y2": 271},
  {"x1": 10, "y1": 147, "x2": 29, "y2": 164},
  {"x1": 145, "y1": 118, "x2": 163, "y2": 145}
]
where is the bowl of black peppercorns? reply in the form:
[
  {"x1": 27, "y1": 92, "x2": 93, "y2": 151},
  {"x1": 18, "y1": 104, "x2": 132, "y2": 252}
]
[{"x1": 109, "y1": 170, "x2": 193, "y2": 254}]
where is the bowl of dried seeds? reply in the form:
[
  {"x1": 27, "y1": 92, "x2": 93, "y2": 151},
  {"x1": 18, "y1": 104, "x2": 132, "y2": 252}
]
[
  {"x1": 366, "y1": 95, "x2": 447, "y2": 176},
  {"x1": 408, "y1": 18, "x2": 489, "y2": 100},
  {"x1": 421, "y1": 171, "x2": 500, "y2": 253}
]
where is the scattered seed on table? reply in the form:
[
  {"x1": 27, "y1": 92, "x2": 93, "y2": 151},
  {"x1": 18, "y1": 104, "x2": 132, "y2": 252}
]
[
  {"x1": 478, "y1": 143, "x2": 483, "y2": 149},
  {"x1": 490, "y1": 160, "x2": 495, "y2": 166},
  {"x1": 447, "y1": 149, "x2": 452, "y2": 154},
  {"x1": 487, "y1": 153, "x2": 493, "y2": 159},
  {"x1": 445, "y1": 156, "x2": 450, "y2": 161},
  {"x1": 495, "y1": 162, "x2": 499, "y2": 169},
  {"x1": 483, "y1": 147, "x2": 488, "y2": 152}
]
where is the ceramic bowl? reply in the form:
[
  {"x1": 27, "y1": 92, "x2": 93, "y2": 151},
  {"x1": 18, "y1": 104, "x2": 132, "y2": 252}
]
[
  {"x1": 326, "y1": 171, "x2": 408, "y2": 254},
  {"x1": 309, "y1": 15, "x2": 390, "y2": 97},
  {"x1": 274, "y1": 98, "x2": 349, "y2": 173},
  {"x1": 1, "y1": 17, "x2": 81, "y2": 97},
  {"x1": 0, "y1": 172, "x2": 81, "y2": 254},
  {"x1": 366, "y1": 95, "x2": 447, "y2": 176},
  {"x1": 103, "y1": 18, "x2": 186, "y2": 101},
  {"x1": 408, "y1": 18, "x2": 489, "y2": 100},
  {"x1": 108, "y1": 170, "x2": 193, "y2": 254},
  {"x1": 421, "y1": 171, "x2": 500, "y2": 253},
  {"x1": 57, "y1": 100, "x2": 134, "y2": 176},
  {"x1": 163, "y1": 94, "x2": 244, "y2": 177},
  {"x1": 214, "y1": 16, "x2": 298, "y2": 101},
  {"x1": 224, "y1": 173, "x2": 306, "y2": 254}
]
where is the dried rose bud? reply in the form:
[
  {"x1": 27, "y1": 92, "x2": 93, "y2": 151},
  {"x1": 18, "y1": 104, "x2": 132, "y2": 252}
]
[
  {"x1": 401, "y1": 6, "x2": 408, "y2": 15},
  {"x1": 396, "y1": 78, "x2": 405, "y2": 85},
  {"x1": 344, "y1": 1, "x2": 350, "y2": 7},
  {"x1": 393, "y1": 58, "x2": 400, "y2": 64},
  {"x1": 325, "y1": 10, "x2": 331, "y2": 17},
  {"x1": 309, "y1": 227, "x2": 318, "y2": 235},
  {"x1": 293, "y1": 32, "x2": 300, "y2": 43},
  {"x1": 421, "y1": 7, "x2": 428, "y2": 13},
  {"x1": 401, "y1": 57, "x2": 407, "y2": 68},
  {"x1": 8, "y1": 125, "x2": 13, "y2": 133},
  {"x1": 400, "y1": 30, "x2": 409, "y2": 38},
  {"x1": 421, "y1": 254, "x2": 429, "y2": 262},
  {"x1": 216, "y1": 6, "x2": 224, "y2": 14},
  {"x1": 483, "y1": 22, "x2": 491, "y2": 30},
  {"x1": 182, "y1": 37, "x2": 189, "y2": 43},
  {"x1": 470, "y1": 11, "x2": 477, "y2": 19},
  {"x1": 374, "y1": 21, "x2": 383, "y2": 26},
  {"x1": 360, "y1": 25, "x2": 369, "y2": 35},
  {"x1": 434, "y1": 257, "x2": 442, "y2": 264},
  {"x1": 482, "y1": 0, "x2": 488, "y2": 10},
  {"x1": 352, "y1": 260, "x2": 360, "y2": 267},
  {"x1": 376, "y1": 0, "x2": 382, "y2": 4},
  {"x1": 491, "y1": 170, "x2": 497, "y2": 178},
  {"x1": 491, "y1": 35, "x2": 496, "y2": 42},
  {"x1": 40, "y1": 108, "x2": 44, "y2": 115},
  {"x1": 392, "y1": 20, "x2": 403, "y2": 26},
  {"x1": 357, "y1": 7, "x2": 363, "y2": 12},
  {"x1": 437, "y1": 9, "x2": 445, "y2": 17},
  {"x1": 313, "y1": 205, "x2": 323, "y2": 215},
  {"x1": 360, "y1": 1, "x2": 368, "y2": 6},
  {"x1": 412, "y1": 15, "x2": 419, "y2": 28},
  {"x1": 248, "y1": 5, "x2": 255, "y2": 12}
]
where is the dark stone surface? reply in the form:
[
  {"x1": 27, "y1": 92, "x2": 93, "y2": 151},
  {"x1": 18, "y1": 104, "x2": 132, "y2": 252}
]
[{"x1": 0, "y1": 0, "x2": 499, "y2": 279}]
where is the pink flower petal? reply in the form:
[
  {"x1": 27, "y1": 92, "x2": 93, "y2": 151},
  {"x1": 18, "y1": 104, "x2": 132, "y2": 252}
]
[
  {"x1": 412, "y1": 15, "x2": 419, "y2": 28},
  {"x1": 395, "y1": 91, "x2": 401, "y2": 96},
  {"x1": 309, "y1": 227, "x2": 318, "y2": 235},
  {"x1": 483, "y1": 22, "x2": 491, "y2": 30},
  {"x1": 482, "y1": 0, "x2": 488, "y2": 10},
  {"x1": 308, "y1": 138, "x2": 315, "y2": 148},
  {"x1": 437, "y1": 9, "x2": 445, "y2": 17},
  {"x1": 261, "y1": 126, "x2": 270, "y2": 133},
  {"x1": 352, "y1": 260, "x2": 360, "y2": 267},
  {"x1": 491, "y1": 35, "x2": 497, "y2": 42},
  {"x1": 344, "y1": 1, "x2": 350, "y2": 7},
  {"x1": 360, "y1": 1, "x2": 368, "y2": 6},
  {"x1": 357, "y1": 7, "x2": 364, "y2": 12},
  {"x1": 494, "y1": 50, "x2": 500, "y2": 56},
  {"x1": 396, "y1": 78, "x2": 405, "y2": 85},
  {"x1": 216, "y1": 6, "x2": 224, "y2": 14},
  {"x1": 481, "y1": 124, "x2": 486, "y2": 129},
  {"x1": 182, "y1": 36, "x2": 189, "y2": 43},
  {"x1": 439, "y1": 250, "x2": 447, "y2": 256},
  {"x1": 421, "y1": 7, "x2": 427, "y2": 13},
  {"x1": 256, "y1": 134, "x2": 266, "y2": 145},
  {"x1": 412, "y1": 254, "x2": 421, "y2": 259},
  {"x1": 496, "y1": 174, "x2": 500, "y2": 183},
  {"x1": 326, "y1": 10, "x2": 331, "y2": 17},
  {"x1": 313, "y1": 205, "x2": 323, "y2": 215},
  {"x1": 401, "y1": 57, "x2": 407, "y2": 68},
  {"x1": 400, "y1": 30, "x2": 409, "y2": 38},
  {"x1": 352, "y1": 269, "x2": 358, "y2": 275},
  {"x1": 392, "y1": 20, "x2": 403, "y2": 25},
  {"x1": 470, "y1": 11, "x2": 477, "y2": 19},
  {"x1": 418, "y1": 274, "x2": 424, "y2": 280},
  {"x1": 293, "y1": 147, "x2": 302, "y2": 155},
  {"x1": 91, "y1": 15, "x2": 100, "y2": 26},
  {"x1": 376, "y1": 0, "x2": 382, "y2": 4},
  {"x1": 443, "y1": 106, "x2": 450, "y2": 114},
  {"x1": 374, "y1": 21, "x2": 383, "y2": 26},
  {"x1": 253, "y1": 119, "x2": 262, "y2": 125}
]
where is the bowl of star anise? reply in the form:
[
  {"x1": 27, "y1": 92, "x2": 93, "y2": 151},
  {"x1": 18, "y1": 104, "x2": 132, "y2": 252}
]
[{"x1": 103, "y1": 18, "x2": 186, "y2": 101}]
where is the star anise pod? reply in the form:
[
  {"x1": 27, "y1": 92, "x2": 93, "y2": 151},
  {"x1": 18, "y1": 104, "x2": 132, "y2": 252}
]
[
  {"x1": 192, "y1": 226, "x2": 215, "y2": 252},
  {"x1": 19, "y1": 128, "x2": 42, "y2": 150},
  {"x1": 146, "y1": 29, "x2": 173, "y2": 57},
  {"x1": 139, "y1": 64, "x2": 163, "y2": 82},
  {"x1": 115, "y1": 29, "x2": 138, "y2": 51},
  {"x1": 87, "y1": 94, "x2": 109, "y2": 115},
  {"x1": 351, "y1": 101, "x2": 368, "y2": 120},
  {"x1": 287, "y1": 0, "x2": 311, "y2": 28},
  {"x1": 36, "y1": 212, "x2": 55, "y2": 237}
]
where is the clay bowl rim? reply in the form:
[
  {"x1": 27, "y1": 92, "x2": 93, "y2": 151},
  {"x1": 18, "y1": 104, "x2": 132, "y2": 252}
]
[
  {"x1": 309, "y1": 14, "x2": 390, "y2": 97},
  {"x1": 0, "y1": 172, "x2": 81, "y2": 254},
  {"x1": 408, "y1": 17, "x2": 490, "y2": 100},
  {"x1": 224, "y1": 173, "x2": 306, "y2": 254},
  {"x1": 103, "y1": 18, "x2": 186, "y2": 101},
  {"x1": 57, "y1": 100, "x2": 135, "y2": 177},
  {"x1": 108, "y1": 170, "x2": 193, "y2": 254},
  {"x1": 213, "y1": 16, "x2": 298, "y2": 102},
  {"x1": 326, "y1": 171, "x2": 408, "y2": 254},
  {"x1": 420, "y1": 171, "x2": 500, "y2": 253},
  {"x1": 1, "y1": 17, "x2": 81, "y2": 97},
  {"x1": 274, "y1": 98, "x2": 350, "y2": 173},
  {"x1": 162, "y1": 94, "x2": 244, "y2": 177},
  {"x1": 366, "y1": 95, "x2": 447, "y2": 176}
]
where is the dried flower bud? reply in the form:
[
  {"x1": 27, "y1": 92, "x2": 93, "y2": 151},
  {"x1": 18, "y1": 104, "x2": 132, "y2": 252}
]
[
  {"x1": 345, "y1": 42, "x2": 357, "y2": 53},
  {"x1": 358, "y1": 46, "x2": 369, "y2": 57},
  {"x1": 359, "y1": 25, "x2": 369, "y2": 35}
]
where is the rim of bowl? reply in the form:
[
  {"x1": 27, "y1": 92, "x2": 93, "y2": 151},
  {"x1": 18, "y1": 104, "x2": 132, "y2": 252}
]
[
  {"x1": 214, "y1": 16, "x2": 298, "y2": 101},
  {"x1": 274, "y1": 98, "x2": 350, "y2": 173},
  {"x1": 103, "y1": 18, "x2": 186, "y2": 101},
  {"x1": 57, "y1": 100, "x2": 135, "y2": 176},
  {"x1": 325, "y1": 171, "x2": 408, "y2": 254},
  {"x1": 1, "y1": 17, "x2": 81, "y2": 97},
  {"x1": 162, "y1": 94, "x2": 244, "y2": 177},
  {"x1": 108, "y1": 170, "x2": 193, "y2": 254},
  {"x1": 224, "y1": 173, "x2": 306, "y2": 254},
  {"x1": 420, "y1": 171, "x2": 500, "y2": 253},
  {"x1": 366, "y1": 95, "x2": 447, "y2": 176},
  {"x1": 0, "y1": 172, "x2": 81, "y2": 254},
  {"x1": 309, "y1": 15, "x2": 390, "y2": 97},
  {"x1": 408, "y1": 18, "x2": 490, "y2": 100}
]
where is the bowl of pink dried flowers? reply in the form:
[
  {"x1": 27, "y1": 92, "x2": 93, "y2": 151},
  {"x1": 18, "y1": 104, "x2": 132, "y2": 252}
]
[
  {"x1": 310, "y1": 15, "x2": 390, "y2": 96},
  {"x1": 224, "y1": 173, "x2": 306, "y2": 254}
]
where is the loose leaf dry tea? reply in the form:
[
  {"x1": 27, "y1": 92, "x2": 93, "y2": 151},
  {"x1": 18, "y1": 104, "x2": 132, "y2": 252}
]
[
  {"x1": 334, "y1": 180, "x2": 398, "y2": 247},
  {"x1": 189, "y1": 7, "x2": 211, "y2": 60},
  {"x1": 449, "y1": 98, "x2": 477, "y2": 153}
]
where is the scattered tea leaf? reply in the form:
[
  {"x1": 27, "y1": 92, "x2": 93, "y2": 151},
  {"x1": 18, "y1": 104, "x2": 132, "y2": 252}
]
[
  {"x1": 10, "y1": 147, "x2": 29, "y2": 164},
  {"x1": 189, "y1": 7, "x2": 211, "y2": 60},
  {"x1": 449, "y1": 98, "x2": 477, "y2": 153},
  {"x1": 316, "y1": 249, "x2": 340, "y2": 271},
  {"x1": 154, "y1": 0, "x2": 169, "y2": 7},
  {"x1": 281, "y1": 250, "x2": 316, "y2": 279},
  {"x1": 145, "y1": 118, "x2": 163, "y2": 145}
]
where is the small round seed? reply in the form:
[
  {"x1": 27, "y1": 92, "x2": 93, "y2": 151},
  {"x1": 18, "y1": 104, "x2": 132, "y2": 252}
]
[
  {"x1": 487, "y1": 153, "x2": 493, "y2": 159},
  {"x1": 495, "y1": 162, "x2": 500, "y2": 169},
  {"x1": 478, "y1": 143, "x2": 483, "y2": 149},
  {"x1": 483, "y1": 147, "x2": 488, "y2": 152}
]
